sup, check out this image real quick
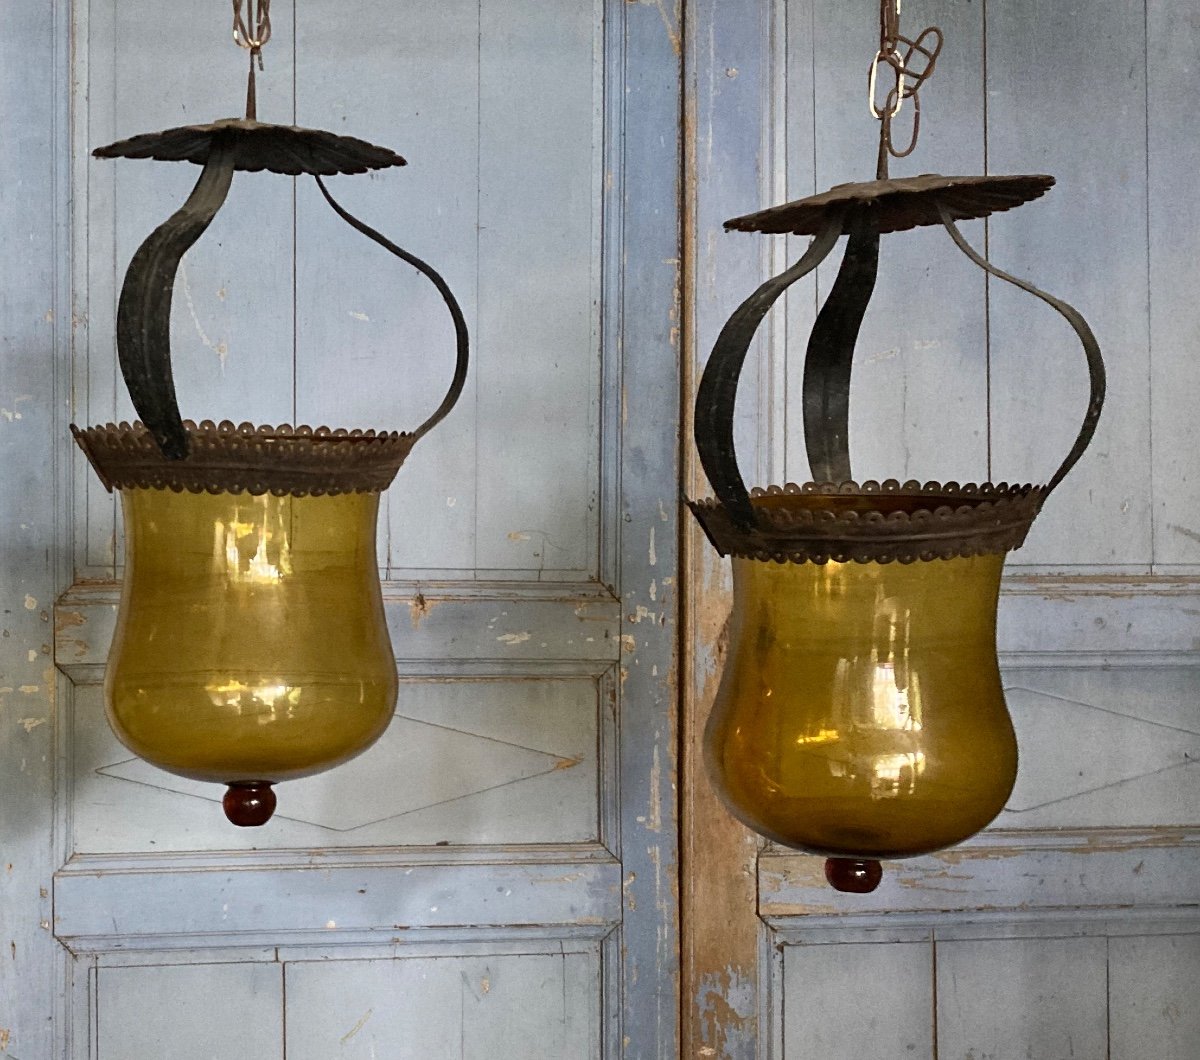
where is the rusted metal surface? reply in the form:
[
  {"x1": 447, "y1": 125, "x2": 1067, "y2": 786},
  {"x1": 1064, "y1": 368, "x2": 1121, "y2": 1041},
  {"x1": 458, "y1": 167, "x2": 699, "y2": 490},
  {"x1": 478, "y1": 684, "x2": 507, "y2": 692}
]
[
  {"x1": 72, "y1": 420, "x2": 417, "y2": 496},
  {"x1": 690, "y1": 189, "x2": 1104, "y2": 565},
  {"x1": 801, "y1": 210, "x2": 879, "y2": 481},
  {"x1": 689, "y1": 480, "x2": 1043, "y2": 564},
  {"x1": 81, "y1": 128, "x2": 467, "y2": 467},
  {"x1": 723, "y1": 173, "x2": 1054, "y2": 236}
]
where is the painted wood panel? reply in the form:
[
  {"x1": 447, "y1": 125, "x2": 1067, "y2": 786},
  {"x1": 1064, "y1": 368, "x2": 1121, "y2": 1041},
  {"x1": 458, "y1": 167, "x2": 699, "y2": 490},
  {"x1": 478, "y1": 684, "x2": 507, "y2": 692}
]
[
  {"x1": 1109, "y1": 935, "x2": 1200, "y2": 1059},
  {"x1": 936, "y1": 937, "x2": 1108, "y2": 1060},
  {"x1": 56, "y1": 857, "x2": 621, "y2": 952},
  {"x1": 68, "y1": 676, "x2": 605, "y2": 853},
  {"x1": 761, "y1": 835, "x2": 1200, "y2": 920},
  {"x1": 785, "y1": 0, "x2": 990, "y2": 486},
  {"x1": 986, "y1": 0, "x2": 1152, "y2": 569},
  {"x1": 76, "y1": 0, "x2": 605, "y2": 582},
  {"x1": 285, "y1": 952, "x2": 597, "y2": 1060},
  {"x1": 0, "y1": 5, "x2": 64, "y2": 1060},
  {"x1": 50, "y1": 3, "x2": 679, "y2": 1060},
  {"x1": 97, "y1": 962, "x2": 283, "y2": 1060},
  {"x1": 292, "y1": 0, "x2": 480, "y2": 576},
  {"x1": 1147, "y1": 1, "x2": 1200, "y2": 570},
  {"x1": 472, "y1": 0, "x2": 602, "y2": 578},
  {"x1": 998, "y1": 666, "x2": 1200, "y2": 831},
  {"x1": 782, "y1": 941, "x2": 934, "y2": 1059}
]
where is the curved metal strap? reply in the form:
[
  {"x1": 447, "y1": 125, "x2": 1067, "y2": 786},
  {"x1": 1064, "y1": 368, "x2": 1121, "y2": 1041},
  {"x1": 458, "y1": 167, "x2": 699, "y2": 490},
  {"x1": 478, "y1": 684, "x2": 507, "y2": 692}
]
[
  {"x1": 938, "y1": 203, "x2": 1105, "y2": 498},
  {"x1": 315, "y1": 176, "x2": 470, "y2": 445},
  {"x1": 694, "y1": 215, "x2": 843, "y2": 528},
  {"x1": 802, "y1": 209, "x2": 880, "y2": 483},
  {"x1": 116, "y1": 138, "x2": 237, "y2": 459}
]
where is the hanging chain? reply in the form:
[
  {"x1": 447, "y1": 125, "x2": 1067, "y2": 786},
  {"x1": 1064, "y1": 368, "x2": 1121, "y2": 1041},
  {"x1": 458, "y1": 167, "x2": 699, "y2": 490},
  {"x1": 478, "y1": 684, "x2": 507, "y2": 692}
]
[
  {"x1": 867, "y1": 0, "x2": 943, "y2": 176},
  {"x1": 232, "y1": 0, "x2": 272, "y2": 120}
]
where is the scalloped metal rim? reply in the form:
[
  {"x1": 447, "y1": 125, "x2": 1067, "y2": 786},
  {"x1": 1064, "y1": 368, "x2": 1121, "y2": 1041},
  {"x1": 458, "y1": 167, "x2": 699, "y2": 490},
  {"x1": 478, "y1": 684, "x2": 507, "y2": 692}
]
[
  {"x1": 71, "y1": 419, "x2": 416, "y2": 497},
  {"x1": 688, "y1": 479, "x2": 1047, "y2": 565},
  {"x1": 723, "y1": 173, "x2": 1055, "y2": 236},
  {"x1": 92, "y1": 119, "x2": 407, "y2": 175}
]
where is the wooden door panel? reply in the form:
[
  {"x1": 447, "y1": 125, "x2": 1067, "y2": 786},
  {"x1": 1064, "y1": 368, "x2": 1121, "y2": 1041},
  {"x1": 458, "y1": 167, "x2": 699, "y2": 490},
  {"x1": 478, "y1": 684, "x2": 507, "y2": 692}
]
[
  {"x1": 68, "y1": 674, "x2": 607, "y2": 853},
  {"x1": 985, "y1": 0, "x2": 1152, "y2": 569},
  {"x1": 1109, "y1": 935, "x2": 1200, "y2": 1059},
  {"x1": 936, "y1": 937, "x2": 1109, "y2": 1060},
  {"x1": 781, "y1": 942, "x2": 934, "y2": 1059},
  {"x1": 1148, "y1": 1, "x2": 1200, "y2": 570},
  {"x1": 285, "y1": 953, "x2": 599, "y2": 1060},
  {"x1": 79, "y1": 0, "x2": 606, "y2": 585},
  {"x1": 782, "y1": 0, "x2": 989, "y2": 487},
  {"x1": 50, "y1": 0, "x2": 679, "y2": 1057},
  {"x1": 686, "y1": 2, "x2": 1200, "y2": 1058},
  {"x1": 999, "y1": 667, "x2": 1200, "y2": 831},
  {"x1": 96, "y1": 963, "x2": 284, "y2": 1060}
]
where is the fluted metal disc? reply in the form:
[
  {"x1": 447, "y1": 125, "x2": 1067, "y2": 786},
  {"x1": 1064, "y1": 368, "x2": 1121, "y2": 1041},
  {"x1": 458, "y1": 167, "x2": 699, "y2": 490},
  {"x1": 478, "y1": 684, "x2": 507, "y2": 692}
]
[
  {"x1": 725, "y1": 173, "x2": 1054, "y2": 236},
  {"x1": 93, "y1": 118, "x2": 407, "y2": 175}
]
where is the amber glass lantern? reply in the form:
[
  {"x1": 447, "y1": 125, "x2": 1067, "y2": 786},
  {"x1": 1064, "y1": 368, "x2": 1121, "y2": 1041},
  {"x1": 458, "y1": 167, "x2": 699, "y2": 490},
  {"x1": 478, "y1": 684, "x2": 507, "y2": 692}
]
[
  {"x1": 72, "y1": 3, "x2": 468, "y2": 826},
  {"x1": 689, "y1": 4, "x2": 1105, "y2": 892}
]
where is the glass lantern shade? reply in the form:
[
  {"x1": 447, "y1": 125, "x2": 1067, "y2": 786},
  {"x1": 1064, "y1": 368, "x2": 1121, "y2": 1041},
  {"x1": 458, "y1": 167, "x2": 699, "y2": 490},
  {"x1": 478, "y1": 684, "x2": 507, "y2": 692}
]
[
  {"x1": 106, "y1": 486, "x2": 397, "y2": 791},
  {"x1": 76, "y1": 113, "x2": 469, "y2": 825},
  {"x1": 705, "y1": 496, "x2": 1017, "y2": 862},
  {"x1": 691, "y1": 186, "x2": 1103, "y2": 891}
]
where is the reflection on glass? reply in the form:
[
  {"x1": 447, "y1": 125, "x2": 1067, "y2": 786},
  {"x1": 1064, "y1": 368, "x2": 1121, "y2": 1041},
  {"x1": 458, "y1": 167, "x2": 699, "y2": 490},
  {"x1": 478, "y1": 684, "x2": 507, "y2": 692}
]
[
  {"x1": 106, "y1": 487, "x2": 397, "y2": 785},
  {"x1": 705, "y1": 549, "x2": 1017, "y2": 860}
]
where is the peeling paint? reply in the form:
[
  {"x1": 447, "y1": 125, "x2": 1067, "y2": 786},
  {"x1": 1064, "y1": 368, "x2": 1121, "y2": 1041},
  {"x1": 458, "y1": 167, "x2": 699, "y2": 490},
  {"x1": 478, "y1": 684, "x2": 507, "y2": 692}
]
[
  {"x1": 496, "y1": 631, "x2": 531, "y2": 646},
  {"x1": 408, "y1": 592, "x2": 437, "y2": 629},
  {"x1": 645, "y1": 745, "x2": 662, "y2": 832},
  {"x1": 23, "y1": 595, "x2": 36, "y2": 610},
  {"x1": 17, "y1": 717, "x2": 46, "y2": 733},
  {"x1": 695, "y1": 966, "x2": 756, "y2": 1059}
]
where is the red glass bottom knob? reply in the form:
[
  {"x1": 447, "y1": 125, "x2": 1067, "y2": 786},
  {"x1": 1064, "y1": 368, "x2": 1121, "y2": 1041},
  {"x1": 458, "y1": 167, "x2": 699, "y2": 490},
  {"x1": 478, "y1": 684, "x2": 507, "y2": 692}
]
[
  {"x1": 824, "y1": 857, "x2": 883, "y2": 893},
  {"x1": 223, "y1": 782, "x2": 277, "y2": 827}
]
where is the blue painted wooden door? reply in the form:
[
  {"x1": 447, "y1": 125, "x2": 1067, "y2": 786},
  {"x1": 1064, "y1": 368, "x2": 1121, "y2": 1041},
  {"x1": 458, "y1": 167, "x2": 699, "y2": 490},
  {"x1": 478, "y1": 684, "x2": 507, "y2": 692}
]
[
  {"x1": 685, "y1": 1, "x2": 1200, "y2": 1057},
  {"x1": 0, "y1": 2, "x2": 680, "y2": 1057}
]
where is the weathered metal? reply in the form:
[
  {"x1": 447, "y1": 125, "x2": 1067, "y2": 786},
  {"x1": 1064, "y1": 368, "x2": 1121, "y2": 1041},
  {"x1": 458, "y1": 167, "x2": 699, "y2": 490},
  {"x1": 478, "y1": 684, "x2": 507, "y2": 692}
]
[
  {"x1": 690, "y1": 182, "x2": 1104, "y2": 566},
  {"x1": 724, "y1": 172, "x2": 1055, "y2": 236},
  {"x1": 93, "y1": 119, "x2": 407, "y2": 174},
  {"x1": 81, "y1": 122, "x2": 466, "y2": 476},
  {"x1": 71, "y1": 420, "x2": 417, "y2": 496}
]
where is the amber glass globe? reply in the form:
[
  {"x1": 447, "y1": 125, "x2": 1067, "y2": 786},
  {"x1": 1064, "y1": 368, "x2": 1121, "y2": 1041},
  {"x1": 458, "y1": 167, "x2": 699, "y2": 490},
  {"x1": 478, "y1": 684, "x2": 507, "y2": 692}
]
[
  {"x1": 705, "y1": 545, "x2": 1017, "y2": 861},
  {"x1": 106, "y1": 486, "x2": 397, "y2": 819}
]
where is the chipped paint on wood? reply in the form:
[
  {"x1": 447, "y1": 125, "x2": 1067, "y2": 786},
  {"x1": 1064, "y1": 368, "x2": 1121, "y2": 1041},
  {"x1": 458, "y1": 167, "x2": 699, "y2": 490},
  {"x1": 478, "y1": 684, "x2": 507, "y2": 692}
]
[{"x1": 694, "y1": 966, "x2": 756, "y2": 1060}]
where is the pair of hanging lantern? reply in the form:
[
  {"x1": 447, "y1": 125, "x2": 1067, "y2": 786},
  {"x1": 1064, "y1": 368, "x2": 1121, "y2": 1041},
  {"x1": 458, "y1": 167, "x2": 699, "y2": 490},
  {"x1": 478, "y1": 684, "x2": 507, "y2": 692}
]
[
  {"x1": 73, "y1": 1, "x2": 468, "y2": 826},
  {"x1": 690, "y1": 1, "x2": 1104, "y2": 892}
]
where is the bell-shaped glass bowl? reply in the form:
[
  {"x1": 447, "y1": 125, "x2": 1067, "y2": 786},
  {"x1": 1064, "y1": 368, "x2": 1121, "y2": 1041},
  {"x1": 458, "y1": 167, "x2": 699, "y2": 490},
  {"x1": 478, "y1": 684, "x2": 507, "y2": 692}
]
[
  {"x1": 705, "y1": 539, "x2": 1017, "y2": 861},
  {"x1": 106, "y1": 486, "x2": 397, "y2": 794}
]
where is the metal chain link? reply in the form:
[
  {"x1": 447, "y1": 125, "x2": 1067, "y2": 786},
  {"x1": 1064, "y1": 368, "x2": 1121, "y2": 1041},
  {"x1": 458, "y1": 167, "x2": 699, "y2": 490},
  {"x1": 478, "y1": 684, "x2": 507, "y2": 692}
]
[
  {"x1": 868, "y1": 0, "x2": 943, "y2": 172},
  {"x1": 231, "y1": 0, "x2": 272, "y2": 120},
  {"x1": 232, "y1": 0, "x2": 272, "y2": 65}
]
